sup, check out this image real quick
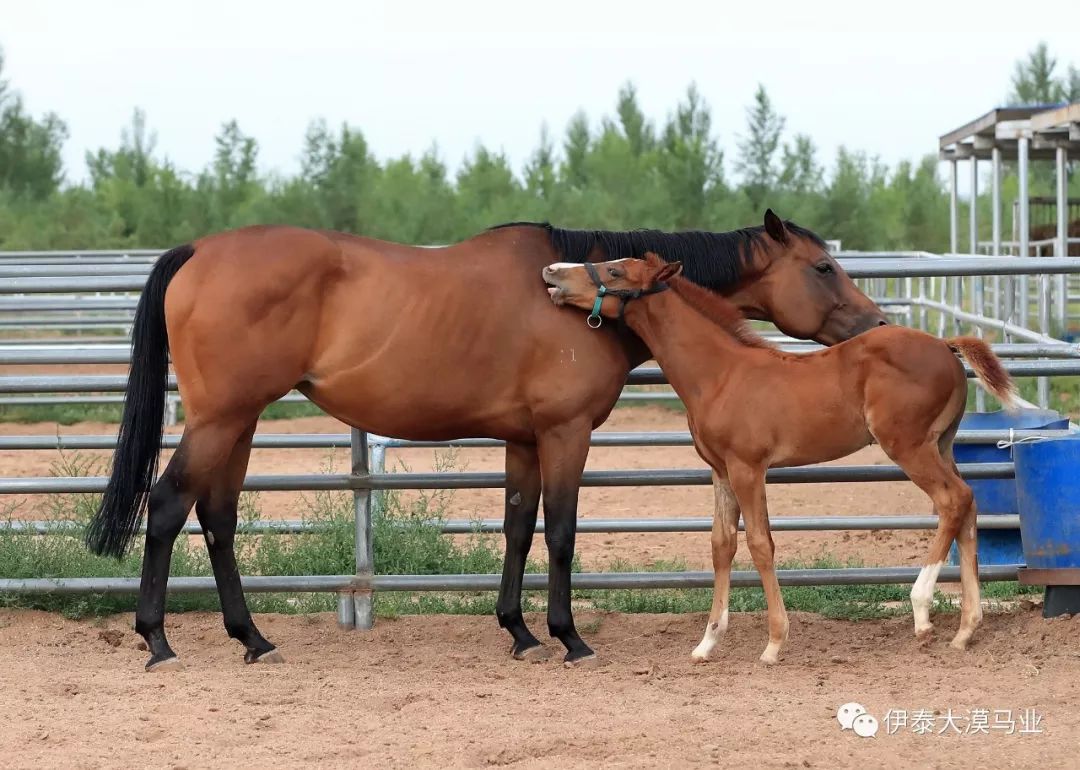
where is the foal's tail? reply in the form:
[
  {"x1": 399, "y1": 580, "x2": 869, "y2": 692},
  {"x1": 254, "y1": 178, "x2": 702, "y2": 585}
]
[
  {"x1": 947, "y1": 336, "x2": 1018, "y2": 409},
  {"x1": 85, "y1": 244, "x2": 196, "y2": 558}
]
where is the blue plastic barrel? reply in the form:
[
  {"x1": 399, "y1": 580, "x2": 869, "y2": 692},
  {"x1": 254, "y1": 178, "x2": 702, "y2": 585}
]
[
  {"x1": 948, "y1": 409, "x2": 1068, "y2": 566},
  {"x1": 1014, "y1": 432, "x2": 1080, "y2": 570}
]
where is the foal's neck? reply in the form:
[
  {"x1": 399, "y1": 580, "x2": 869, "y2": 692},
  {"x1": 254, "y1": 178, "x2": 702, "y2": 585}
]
[{"x1": 623, "y1": 288, "x2": 762, "y2": 409}]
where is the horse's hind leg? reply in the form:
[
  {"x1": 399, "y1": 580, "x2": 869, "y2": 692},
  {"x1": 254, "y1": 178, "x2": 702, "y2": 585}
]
[
  {"x1": 941, "y1": 433, "x2": 982, "y2": 650},
  {"x1": 135, "y1": 419, "x2": 248, "y2": 671},
  {"x1": 692, "y1": 470, "x2": 740, "y2": 662},
  {"x1": 889, "y1": 443, "x2": 974, "y2": 642},
  {"x1": 495, "y1": 441, "x2": 546, "y2": 660},
  {"x1": 194, "y1": 421, "x2": 280, "y2": 663}
]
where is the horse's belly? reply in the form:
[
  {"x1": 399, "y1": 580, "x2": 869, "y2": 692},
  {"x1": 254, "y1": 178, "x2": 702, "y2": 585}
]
[{"x1": 299, "y1": 369, "x2": 536, "y2": 442}]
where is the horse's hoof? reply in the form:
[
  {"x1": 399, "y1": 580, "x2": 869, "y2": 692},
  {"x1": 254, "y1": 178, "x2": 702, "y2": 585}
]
[
  {"x1": 915, "y1": 626, "x2": 935, "y2": 646},
  {"x1": 512, "y1": 644, "x2": 551, "y2": 663},
  {"x1": 690, "y1": 653, "x2": 711, "y2": 664},
  {"x1": 145, "y1": 655, "x2": 182, "y2": 673},
  {"x1": 563, "y1": 653, "x2": 599, "y2": 669},
  {"x1": 758, "y1": 653, "x2": 779, "y2": 666},
  {"x1": 245, "y1": 648, "x2": 285, "y2": 665},
  {"x1": 948, "y1": 636, "x2": 971, "y2": 651}
]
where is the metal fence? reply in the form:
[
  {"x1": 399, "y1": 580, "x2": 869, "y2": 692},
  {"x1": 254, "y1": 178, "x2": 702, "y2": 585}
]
[{"x1": 2, "y1": 249, "x2": 1079, "y2": 628}]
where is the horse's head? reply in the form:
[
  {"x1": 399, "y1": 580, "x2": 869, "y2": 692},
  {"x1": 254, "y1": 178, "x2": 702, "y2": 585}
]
[{"x1": 727, "y1": 210, "x2": 887, "y2": 345}]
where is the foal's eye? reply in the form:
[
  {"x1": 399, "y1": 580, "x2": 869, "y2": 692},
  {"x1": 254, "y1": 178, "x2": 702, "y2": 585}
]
[
  {"x1": 814, "y1": 262, "x2": 834, "y2": 275},
  {"x1": 608, "y1": 268, "x2": 622, "y2": 278}
]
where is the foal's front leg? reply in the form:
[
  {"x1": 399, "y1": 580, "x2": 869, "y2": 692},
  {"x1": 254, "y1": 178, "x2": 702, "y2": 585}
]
[
  {"x1": 692, "y1": 470, "x2": 740, "y2": 662},
  {"x1": 728, "y1": 461, "x2": 788, "y2": 665}
]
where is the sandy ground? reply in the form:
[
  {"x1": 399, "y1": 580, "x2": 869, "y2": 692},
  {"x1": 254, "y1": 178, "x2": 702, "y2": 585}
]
[
  {"x1": 1, "y1": 607, "x2": 1077, "y2": 769},
  {"x1": 1, "y1": 406, "x2": 937, "y2": 569}
]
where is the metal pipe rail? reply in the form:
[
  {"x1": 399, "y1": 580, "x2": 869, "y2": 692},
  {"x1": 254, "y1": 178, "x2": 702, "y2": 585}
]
[
  {"x1": 0, "y1": 565, "x2": 1022, "y2": 596},
  {"x1": 2, "y1": 514, "x2": 1024, "y2": 536},
  {"x1": 5, "y1": 341, "x2": 1079, "y2": 365},
  {"x1": 0, "y1": 462, "x2": 1016, "y2": 495},
  {"x1": 5, "y1": 256, "x2": 1080, "y2": 295},
  {"x1": 0, "y1": 429, "x2": 1069, "y2": 452},
  {"x1": 5, "y1": 360, "x2": 1080, "y2": 395},
  {"x1": 909, "y1": 296, "x2": 1069, "y2": 346}
]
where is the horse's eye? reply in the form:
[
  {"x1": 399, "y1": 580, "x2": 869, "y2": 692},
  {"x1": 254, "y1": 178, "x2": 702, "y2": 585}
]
[
  {"x1": 815, "y1": 262, "x2": 834, "y2": 275},
  {"x1": 608, "y1": 269, "x2": 622, "y2": 278}
]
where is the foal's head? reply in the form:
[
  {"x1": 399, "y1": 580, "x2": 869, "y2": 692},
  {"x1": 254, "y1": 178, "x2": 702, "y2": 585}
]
[{"x1": 543, "y1": 254, "x2": 681, "y2": 323}]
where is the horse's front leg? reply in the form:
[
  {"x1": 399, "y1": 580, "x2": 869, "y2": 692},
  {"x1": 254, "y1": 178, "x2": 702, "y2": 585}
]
[
  {"x1": 692, "y1": 469, "x2": 741, "y2": 662},
  {"x1": 495, "y1": 441, "x2": 546, "y2": 660},
  {"x1": 537, "y1": 420, "x2": 594, "y2": 665}
]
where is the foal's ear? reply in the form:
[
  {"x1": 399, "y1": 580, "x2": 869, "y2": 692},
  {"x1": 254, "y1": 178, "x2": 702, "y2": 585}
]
[
  {"x1": 653, "y1": 261, "x2": 683, "y2": 283},
  {"x1": 763, "y1": 208, "x2": 788, "y2": 244}
]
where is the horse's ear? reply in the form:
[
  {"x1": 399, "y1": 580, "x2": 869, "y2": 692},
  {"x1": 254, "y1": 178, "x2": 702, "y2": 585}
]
[
  {"x1": 763, "y1": 208, "x2": 788, "y2": 244},
  {"x1": 654, "y1": 261, "x2": 683, "y2": 283}
]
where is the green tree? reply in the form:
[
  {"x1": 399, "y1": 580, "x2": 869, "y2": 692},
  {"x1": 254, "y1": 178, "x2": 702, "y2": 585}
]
[
  {"x1": 658, "y1": 83, "x2": 725, "y2": 229},
  {"x1": 1009, "y1": 42, "x2": 1072, "y2": 103},
  {"x1": 735, "y1": 84, "x2": 785, "y2": 211},
  {"x1": 0, "y1": 48, "x2": 68, "y2": 200}
]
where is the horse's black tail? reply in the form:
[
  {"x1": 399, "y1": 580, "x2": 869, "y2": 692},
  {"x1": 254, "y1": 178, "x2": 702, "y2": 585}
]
[{"x1": 85, "y1": 244, "x2": 196, "y2": 558}]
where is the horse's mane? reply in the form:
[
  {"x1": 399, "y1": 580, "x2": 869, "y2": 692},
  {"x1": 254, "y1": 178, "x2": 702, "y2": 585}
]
[
  {"x1": 666, "y1": 275, "x2": 777, "y2": 350},
  {"x1": 488, "y1": 220, "x2": 826, "y2": 292}
]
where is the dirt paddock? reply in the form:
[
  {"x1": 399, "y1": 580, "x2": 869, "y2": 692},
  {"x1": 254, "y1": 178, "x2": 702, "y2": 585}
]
[
  {"x1": 1, "y1": 607, "x2": 1077, "y2": 769},
  {"x1": 2, "y1": 404, "x2": 1073, "y2": 767}
]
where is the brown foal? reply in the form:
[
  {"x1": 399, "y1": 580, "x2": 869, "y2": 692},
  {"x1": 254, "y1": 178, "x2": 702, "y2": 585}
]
[{"x1": 543, "y1": 254, "x2": 1016, "y2": 664}]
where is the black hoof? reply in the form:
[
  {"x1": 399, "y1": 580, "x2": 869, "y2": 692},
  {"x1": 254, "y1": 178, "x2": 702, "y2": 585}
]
[
  {"x1": 563, "y1": 651, "x2": 599, "y2": 669},
  {"x1": 145, "y1": 654, "x2": 182, "y2": 673},
  {"x1": 511, "y1": 642, "x2": 551, "y2": 662},
  {"x1": 245, "y1": 647, "x2": 284, "y2": 665},
  {"x1": 562, "y1": 644, "x2": 597, "y2": 666}
]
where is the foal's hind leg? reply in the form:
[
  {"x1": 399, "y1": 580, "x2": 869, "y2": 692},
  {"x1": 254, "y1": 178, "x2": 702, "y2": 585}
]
[
  {"x1": 943, "y1": 445, "x2": 982, "y2": 650},
  {"x1": 194, "y1": 421, "x2": 281, "y2": 664},
  {"x1": 728, "y1": 460, "x2": 787, "y2": 665},
  {"x1": 135, "y1": 420, "x2": 248, "y2": 671},
  {"x1": 692, "y1": 470, "x2": 740, "y2": 662},
  {"x1": 888, "y1": 444, "x2": 974, "y2": 642}
]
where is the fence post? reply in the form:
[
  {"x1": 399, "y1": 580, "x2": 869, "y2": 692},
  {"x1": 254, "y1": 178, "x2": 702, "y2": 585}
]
[{"x1": 351, "y1": 427, "x2": 374, "y2": 629}]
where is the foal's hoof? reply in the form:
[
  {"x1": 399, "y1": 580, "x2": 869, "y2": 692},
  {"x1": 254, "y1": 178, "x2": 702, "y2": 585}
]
[
  {"x1": 512, "y1": 643, "x2": 551, "y2": 663},
  {"x1": 758, "y1": 652, "x2": 780, "y2": 666},
  {"x1": 563, "y1": 652, "x2": 600, "y2": 669},
  {"x1": 915, "y1": 626, "x2": 935, "y2": 646},
  {"x1": 948, "y1": 634, "x2": 972, "y2": 652},
  {"x1": 145, "y1": 655, "x2": 182, "y2": 673},
  {"x1": 245, "y1": 648, "x2": 285, "y2": 665}
]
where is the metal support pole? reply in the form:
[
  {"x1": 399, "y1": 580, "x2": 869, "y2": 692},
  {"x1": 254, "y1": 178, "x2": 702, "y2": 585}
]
[
  {"x1": 949, "y1": 159, "x2": 960, "y2": 333},
  {"x1": 351, "y1": 428, "x2": 374, "y2": 629},
  {"x1": 992, "y1": 146, "x2": 1005, "y2": 328},
  {"x1": 970, "y1": 157, "x2": 981, "y2": 317},
  {"x1": 1057, "y1": 146, "x2": 1070, "y2": 327},
  {"x1": 1018, "y1": 136, "x2": 1030, "y2": 329}
]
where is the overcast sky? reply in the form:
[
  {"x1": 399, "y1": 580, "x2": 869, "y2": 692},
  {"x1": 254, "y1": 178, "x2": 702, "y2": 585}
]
[{"x1": 4, "y1": 0, "x2": 1079, "y2": 188}]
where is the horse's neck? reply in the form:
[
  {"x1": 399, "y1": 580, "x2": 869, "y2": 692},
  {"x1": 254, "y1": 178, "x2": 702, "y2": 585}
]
[{"x1": 624, "y1": 291, "x2": 751, "y2": 408}]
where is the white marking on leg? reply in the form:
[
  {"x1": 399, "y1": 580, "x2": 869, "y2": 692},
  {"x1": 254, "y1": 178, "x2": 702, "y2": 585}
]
[
  {"x1": 691, "y1": 609, "x2": 728, "y2": 661},
  {"x1": 205, "y1": 530, "x2": 215, "y2": 546},
  {"x1": 910, "y1": 561, "x2": 943, "y2": 634}
]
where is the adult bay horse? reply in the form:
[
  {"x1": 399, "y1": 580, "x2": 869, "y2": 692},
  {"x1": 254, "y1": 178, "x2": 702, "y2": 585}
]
[
  {"x1": 85, "y1": 210, "x2": 886, "y2": 670},
  {"x1": 542, "y1": 253, "x2": 1016, "y2": 663}
]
